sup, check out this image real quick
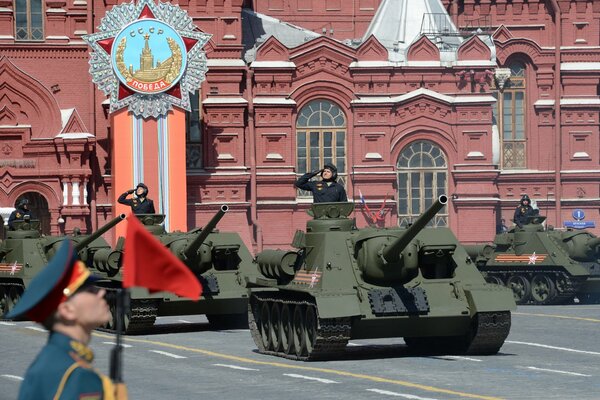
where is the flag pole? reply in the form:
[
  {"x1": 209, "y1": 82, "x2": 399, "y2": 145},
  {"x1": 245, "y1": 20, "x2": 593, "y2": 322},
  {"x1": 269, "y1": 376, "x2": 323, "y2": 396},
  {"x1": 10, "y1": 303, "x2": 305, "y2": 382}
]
[{"x1": 110, "y1": 288, "x2": 128, "y2": 383}]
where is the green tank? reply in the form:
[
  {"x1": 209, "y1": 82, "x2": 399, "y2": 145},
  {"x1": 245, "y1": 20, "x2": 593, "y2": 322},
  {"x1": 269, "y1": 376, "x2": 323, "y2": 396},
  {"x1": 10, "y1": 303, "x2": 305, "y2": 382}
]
[
  {"x1": 0, "y1": 214, "x2": 126, "y2": 317},
  {"x1": 465, "y1": 215, "x2": 600, "y2": 305},
  {"x1": 97, "y1": 205, "x2": 259, "y2": 333},
  {"x1": 247, "y1": 196, "x2": 516, "y2": 360}
]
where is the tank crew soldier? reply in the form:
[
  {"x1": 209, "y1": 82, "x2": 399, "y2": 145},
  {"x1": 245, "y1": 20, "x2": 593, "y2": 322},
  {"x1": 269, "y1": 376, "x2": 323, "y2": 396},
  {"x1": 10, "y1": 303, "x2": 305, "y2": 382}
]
[
  {"x1": 513, "y1": 194, "x2": 539, "y2": 228},
  {"x1": 118, "y1": 182, "x2": 155, "y2": 214},
  {"x1": 294, "y1": 163, "x2": 348, "y2": 203},
  {"x1": 4, "y1": 240, "x2": 124, "y2": 400},
  {"x1": 8, "y1": 198, "x2": 34, "y2": 230}
]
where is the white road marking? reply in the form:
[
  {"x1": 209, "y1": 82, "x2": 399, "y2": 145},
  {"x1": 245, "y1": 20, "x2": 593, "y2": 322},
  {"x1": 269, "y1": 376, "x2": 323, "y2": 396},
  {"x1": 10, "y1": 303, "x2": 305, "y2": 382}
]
[
  {"x1": 178, "y1": 319, "x2": 192, "y2": 324},
  {"x1": 283, "y1": 373, "x2": 339, "y2": 384},
  {"x1": 149, "y1": 350, "x2": 187, "y2": 359},
  {"x1": 366, "y1": 388, "x2": 439, "y2": 399},
  {"x1": 438, "y1": 355, "x2": 482, "y2": 362},
  {"x1": 0, "y1": 321, "x2": 16, "y2": 326},
  {"x1": 347, "y1": 342, "x2": 363, "y2": 346},
  {"x1": 102, "y1": 341, "x2": 132, "y2": 348},
  {"x1": 25, "y1": 326, "x2": 46, "y2": 333},
  {"x1": 506, "y1": 340, "x2": 600, "y2": 356},
  {"x1": 212, "y1": 363, "x2": 260, "y2": 371},
  {"x1": 525, "y1": 366, "x2": 591, "y2": 377},
  {"x1": 1, "y1": 375, "x2": 24, "y2": 381}
]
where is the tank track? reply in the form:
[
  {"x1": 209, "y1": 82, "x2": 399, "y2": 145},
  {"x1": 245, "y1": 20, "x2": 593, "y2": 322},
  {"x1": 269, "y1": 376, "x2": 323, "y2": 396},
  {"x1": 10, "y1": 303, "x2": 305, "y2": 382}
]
[
  {"x1": 465, "y1": 311, "x2": 511, "y2": 355},
  {"x1": 483, "y1": 269, "x2": 585, "y2": 305},
  {"x1": 405, "y1": 311, "x2": 511, "y2": 355},
  {"x1": 97, "y1": 288, "x2": 159, "y2": 334},
  {"x1": 249, "y1": 292, "x2": 351, "y2": 361},
  {"x1": 0, "y1": 282, "x2": 25, "y2": 318}
]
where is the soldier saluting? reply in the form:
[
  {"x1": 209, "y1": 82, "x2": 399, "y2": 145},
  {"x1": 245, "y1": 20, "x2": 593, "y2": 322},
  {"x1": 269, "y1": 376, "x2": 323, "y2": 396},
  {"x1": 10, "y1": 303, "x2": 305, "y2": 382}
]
[
  {"x1": 4, "y1": 240, "x2": 127, "y2": 399},
  {"x1": 294, "y1": 163, "x2": 347, "y2": 203},
  {"x1": 118, "y1": 182, "x2": 155, "y2": 214}
]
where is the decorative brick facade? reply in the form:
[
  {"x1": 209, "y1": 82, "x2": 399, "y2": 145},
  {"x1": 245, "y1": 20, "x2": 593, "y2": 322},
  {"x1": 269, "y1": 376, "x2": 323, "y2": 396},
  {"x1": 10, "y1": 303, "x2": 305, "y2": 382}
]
[{"x1": 1, "y1": 0, "x2": 599, "y2": 251}]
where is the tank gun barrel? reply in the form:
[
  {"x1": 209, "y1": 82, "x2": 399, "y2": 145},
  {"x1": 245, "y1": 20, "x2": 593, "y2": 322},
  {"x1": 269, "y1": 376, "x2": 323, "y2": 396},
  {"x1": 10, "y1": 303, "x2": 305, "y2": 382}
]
[
  {"x1": 382, "y1": 195, "x2": 448, "y2": 263},
  {"x1": 586, "y1": 237, "x2": 600, "y2": 251},
  {"x1": 182, "y1": 205, "x2": 229, "y2": 262},
  {"x1": 75, "y1": 214, "x2": 126, "y2": 252}
]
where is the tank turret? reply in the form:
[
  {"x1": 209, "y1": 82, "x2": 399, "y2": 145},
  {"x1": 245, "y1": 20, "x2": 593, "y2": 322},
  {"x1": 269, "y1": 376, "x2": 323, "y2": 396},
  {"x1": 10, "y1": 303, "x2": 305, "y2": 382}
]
[
  {"x1": 248, "y1": 196, "x2": 515, "y2": 361},
  {"x1": 167, "y1": 205, "x2": 229, "y2": 274},
  {"x1": 354, "y1": 196, "x2": 447, "y2": 284},
  {"x1": 94, "y1": 205, "x2": 259, "y2": 333},
  {"x1": 465, "y1": 215, "x2": 600, "y2": 305},
  {"x1": 0, "y1": 215, "x2": 127, "y2": 318}
]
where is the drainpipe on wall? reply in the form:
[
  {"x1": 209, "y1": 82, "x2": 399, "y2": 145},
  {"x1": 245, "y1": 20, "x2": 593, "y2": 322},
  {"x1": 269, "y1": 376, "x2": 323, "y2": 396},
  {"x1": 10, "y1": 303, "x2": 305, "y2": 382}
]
[
  {"x1": 246, "y1": 68, "x2": 261, "y2": 251},
  {"x1": 87, "y1": 0, "x2": 98, "y2": 232},
  {"x1": 549, "y1": 0, "x2": 562, "y2": 226}
]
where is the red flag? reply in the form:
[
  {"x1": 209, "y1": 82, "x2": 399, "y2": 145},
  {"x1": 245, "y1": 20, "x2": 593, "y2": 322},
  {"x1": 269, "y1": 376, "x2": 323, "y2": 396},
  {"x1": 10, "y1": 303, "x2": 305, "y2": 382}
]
[{"x1": 122, "y1": 214, "x2": 202, "y2": 300}]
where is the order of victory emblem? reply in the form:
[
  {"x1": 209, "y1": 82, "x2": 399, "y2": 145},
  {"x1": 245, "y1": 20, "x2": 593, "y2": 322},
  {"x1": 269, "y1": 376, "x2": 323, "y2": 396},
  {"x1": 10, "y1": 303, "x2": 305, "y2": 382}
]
[{"x1": 83, "y1": 0, "x2": 211, "y2": 118}]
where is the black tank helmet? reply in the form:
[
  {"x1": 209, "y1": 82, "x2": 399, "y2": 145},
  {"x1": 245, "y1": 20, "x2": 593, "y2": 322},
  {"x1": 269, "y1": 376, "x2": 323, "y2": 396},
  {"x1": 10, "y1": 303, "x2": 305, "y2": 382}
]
[
  {"x1": 17, "y1": 198, "x2": 29, "y2": 209},
  {"x1": 520, "y1": 194, "x2": 531, "y2": 205},
  {"x1": 321, "y1": 163, "x2": 338, "y2": 181},
  {"x1": 136, "y1": 183, "x2": 149, "y2": 197}
]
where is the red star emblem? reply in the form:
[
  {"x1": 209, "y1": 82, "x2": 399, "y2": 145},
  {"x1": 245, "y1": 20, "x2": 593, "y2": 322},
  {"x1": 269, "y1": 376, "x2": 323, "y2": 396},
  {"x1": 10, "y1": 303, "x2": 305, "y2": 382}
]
[
  {"x1": 94, "y1": 4, "x2": 199, "y2": 102},
  {"x1": 528, "y1": 252, "x2": 538, "y2": 265}
]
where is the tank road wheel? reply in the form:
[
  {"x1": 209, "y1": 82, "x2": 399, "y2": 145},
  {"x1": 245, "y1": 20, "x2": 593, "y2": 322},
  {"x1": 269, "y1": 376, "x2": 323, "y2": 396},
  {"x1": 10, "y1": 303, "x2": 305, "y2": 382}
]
[
  {"x1": 304, "y1": 305, "x2": 318, "y2": 354},
  {"x1": 259, "y1": 302, "x2": 272, "y2": 350},
  {"x1": 7, "y1": 287, "x2": 21, "y2": 311},
  {"x1": 554, "y1": 275, "x2": 568, "y2": 294},
  {"x1": 507, "y1": 275, "x2": 531, "y2": 304},
  {"x1": 280, "y1": 304, "x2": 293, "y2": 356},
  {"x1": 485, "y1": 275, "x2": 504, "y2": 286},
  {"x1": 531, "y1": 274, "x2": 556, "y2": 305},
  {"x1": 0, "y1": 287, "x2": 9, "y2": 316},
  {"x1": 269, "y1": 302, "x2": 282, "y2": 352},
  {"x1": 292, "y1": 305, "x2": 307, "y2": 357}
]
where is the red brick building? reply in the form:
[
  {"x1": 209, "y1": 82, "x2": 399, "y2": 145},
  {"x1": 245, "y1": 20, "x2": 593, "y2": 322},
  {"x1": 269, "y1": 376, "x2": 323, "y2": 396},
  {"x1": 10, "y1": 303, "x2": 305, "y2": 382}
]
[{"x1": 1, "y1": 0, "x2": 599, "y2": 250}]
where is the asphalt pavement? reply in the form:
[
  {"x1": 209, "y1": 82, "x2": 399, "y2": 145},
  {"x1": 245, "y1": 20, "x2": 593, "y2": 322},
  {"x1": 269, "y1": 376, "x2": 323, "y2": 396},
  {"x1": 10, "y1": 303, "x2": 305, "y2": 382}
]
[{"x1": 1, "y1": 305, "x2": 599, "y2": 400}]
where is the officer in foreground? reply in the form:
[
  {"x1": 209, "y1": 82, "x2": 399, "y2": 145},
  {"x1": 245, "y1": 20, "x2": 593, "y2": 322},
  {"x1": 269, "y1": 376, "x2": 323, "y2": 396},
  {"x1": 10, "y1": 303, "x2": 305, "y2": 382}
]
[
  {"x1": 5, "y1": 240, "x2": 126, "y2": 400},
  {"x1": 8, "y1": 198, "x2": 34, "y2": 230},
  {"x1": 294, "y1": 163, "x2": 348, "y2": 203},
  {"x1": 118, "y1": 182, "x2": 155, "y2": 214},
  {"x1": 513, "y1": 194, "x2": 539, "y2": 228}
]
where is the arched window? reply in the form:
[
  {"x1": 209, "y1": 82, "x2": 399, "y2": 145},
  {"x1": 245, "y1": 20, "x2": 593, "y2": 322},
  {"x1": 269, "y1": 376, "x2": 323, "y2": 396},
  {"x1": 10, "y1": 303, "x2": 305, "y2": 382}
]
[
  {"x1": 396, "y1": 140, "x2": 448, "y2": 227},
  {"x1": 296, "y1": 99, "x2": 346, "y2": 197},
  {"x1": 494, "y1": 61, "x2": 526, "y2": 169},
  {"x1": 15, "y1": 0, "x2": 44, "y2": 41}
]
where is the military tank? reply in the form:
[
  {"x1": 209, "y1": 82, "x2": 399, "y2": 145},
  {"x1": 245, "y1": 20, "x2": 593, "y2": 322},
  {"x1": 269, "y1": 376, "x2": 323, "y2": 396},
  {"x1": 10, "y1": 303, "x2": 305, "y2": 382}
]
[
  {"x1": 96, "y1": 205, "x2": 260, "y2": 333},
  {"x1": 465, "y1": 215, "x2": 600, "y2": 305},
  {"x1": 247, "y1": 196, "x2": 516, "y2": 360},
  {"x1": 0, "y1": 214, "x2": 126, "y2": 317}
]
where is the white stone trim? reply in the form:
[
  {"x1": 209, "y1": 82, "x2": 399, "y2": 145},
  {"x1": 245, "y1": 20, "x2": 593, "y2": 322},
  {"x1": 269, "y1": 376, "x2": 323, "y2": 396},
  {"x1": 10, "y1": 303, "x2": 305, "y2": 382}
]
[
  {"x1": 250, "y1": 61, "x2": 296, "y2": 68},
  {"x1": 253, "y1": 97, "x2": 296, "y2": 105},
  {"x1": 203, "y1": 97, "x2": 248, "y2": 104},
  {"x1": 352, "y1": 88, "x2": 496, "y2": 105},
  {"x1": 561, "y1": 62, "x2": 600, "y2": 71},
  {"x1": 207, "y1": 59, "x2": 246, "y2": 67},
  {"x1": 561, "y1": 98, "x2": 600, "y2": 106}
]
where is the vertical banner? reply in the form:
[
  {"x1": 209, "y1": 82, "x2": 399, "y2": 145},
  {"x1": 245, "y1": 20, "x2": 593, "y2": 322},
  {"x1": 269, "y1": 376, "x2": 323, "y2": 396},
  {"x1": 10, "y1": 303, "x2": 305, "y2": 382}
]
[{"x1": 84, "y1": 0, "x2": 210, "y2": 239}]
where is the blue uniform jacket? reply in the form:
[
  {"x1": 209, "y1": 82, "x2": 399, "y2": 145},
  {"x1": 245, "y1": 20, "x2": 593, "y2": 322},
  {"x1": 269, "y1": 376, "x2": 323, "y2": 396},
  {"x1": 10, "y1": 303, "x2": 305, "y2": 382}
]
[{"x1": 19, "y1": 332, "x2": 113, "y2": 400}]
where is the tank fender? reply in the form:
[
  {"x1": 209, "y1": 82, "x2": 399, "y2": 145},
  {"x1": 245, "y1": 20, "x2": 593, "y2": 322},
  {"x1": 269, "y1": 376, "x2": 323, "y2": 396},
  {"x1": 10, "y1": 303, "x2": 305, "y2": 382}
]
[
  {"x1": 314, "y1": 294, "x2": 361, "y2": 318},
  {"x1": 463, "y1": 285, "x2": 516, "y2": 313}
]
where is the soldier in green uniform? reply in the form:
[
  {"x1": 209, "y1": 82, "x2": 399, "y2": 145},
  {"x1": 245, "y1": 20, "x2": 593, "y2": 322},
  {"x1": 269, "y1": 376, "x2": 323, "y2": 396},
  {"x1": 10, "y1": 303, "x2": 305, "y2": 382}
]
[{"x1": 5, "y1": 240, "x2": 126, "y2": 400}]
